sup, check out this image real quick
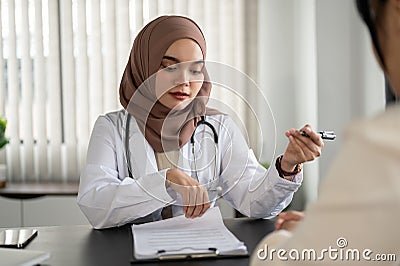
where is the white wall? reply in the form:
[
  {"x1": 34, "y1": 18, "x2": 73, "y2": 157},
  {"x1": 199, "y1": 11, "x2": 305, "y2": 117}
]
[
  {"x1": 316, "y1": 0, "x2": 384, "y2": 184},
  {"x1": 258, "y1": 0, "x2": 384, "y2": 208},
  {"x1": 258, "y1": 0, "x2": 296, "y2": 166}
]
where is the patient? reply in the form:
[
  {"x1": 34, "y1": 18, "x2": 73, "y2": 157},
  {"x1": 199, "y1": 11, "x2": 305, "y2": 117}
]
[{"x1": 251, "y1": 0, "x2": 400, "y2": 264}]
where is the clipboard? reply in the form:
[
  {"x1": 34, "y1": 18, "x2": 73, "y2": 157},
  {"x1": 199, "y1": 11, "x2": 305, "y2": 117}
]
[
  {"x1": 130, "y1": 207, "x2": 249, "y2": 263},
  {"x1": 130, "y1": 247, "x2": 248, "y2": 263}
]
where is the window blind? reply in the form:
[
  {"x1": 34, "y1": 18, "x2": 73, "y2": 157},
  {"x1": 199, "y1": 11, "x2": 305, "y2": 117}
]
[{"x1": 0, "y1": 0, "x2": 255, "y2": 182}]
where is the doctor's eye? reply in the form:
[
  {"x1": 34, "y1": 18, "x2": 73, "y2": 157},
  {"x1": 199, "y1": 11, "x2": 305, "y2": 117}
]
[
  {"x1": 160, "y1": 63, "x2": 178, "y2": 72},
  {"x1": 189, "y1": 69, "x2": 203, "y2": 75}
]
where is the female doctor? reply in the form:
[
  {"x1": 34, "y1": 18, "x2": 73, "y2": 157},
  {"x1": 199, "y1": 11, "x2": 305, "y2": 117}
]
[{"x1": 77, "y1": 15, "x2": 324, "y2": 229}]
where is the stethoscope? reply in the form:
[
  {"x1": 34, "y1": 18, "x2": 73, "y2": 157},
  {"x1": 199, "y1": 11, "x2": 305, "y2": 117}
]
[{"x1": 125, "y1": 113, "x2": 223, "y2": 196}]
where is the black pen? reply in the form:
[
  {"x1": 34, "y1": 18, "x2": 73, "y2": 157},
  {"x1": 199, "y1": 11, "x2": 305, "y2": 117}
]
[{"x1": 300, "y1": 131, "x2": 336, "y2": 141}]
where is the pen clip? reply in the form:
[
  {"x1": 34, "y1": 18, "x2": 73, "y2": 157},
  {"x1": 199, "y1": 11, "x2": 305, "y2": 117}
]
[
  {"x1": 300, "y1": 130, "x2": 336, "y2": 141},
  {"x1": 157, "y1": 247, "x2": 219, "y2": 260},
  {"x1": 318, "y1": 131, "x2": 336, "y2": 140}
]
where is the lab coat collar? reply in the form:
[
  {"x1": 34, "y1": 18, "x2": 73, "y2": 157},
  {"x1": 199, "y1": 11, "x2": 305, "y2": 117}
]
[{"x1": 123, "y1": 110, "x2": 158, "y2": 178}]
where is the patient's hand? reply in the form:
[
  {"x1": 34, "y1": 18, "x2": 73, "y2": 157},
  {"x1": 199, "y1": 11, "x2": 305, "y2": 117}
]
[{"x1": 275, "y1": 210, "x2": 305, "y2": 232}]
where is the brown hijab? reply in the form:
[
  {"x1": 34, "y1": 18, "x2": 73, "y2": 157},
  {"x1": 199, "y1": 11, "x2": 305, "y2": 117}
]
[{"x1": 119, "y1": 16, "x2": 220, "y2": 152}]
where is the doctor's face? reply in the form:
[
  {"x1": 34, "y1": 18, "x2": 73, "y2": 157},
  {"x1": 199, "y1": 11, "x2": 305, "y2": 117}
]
[{"x1": 155, "y1": 39, "x2": 205, "y2": 110}]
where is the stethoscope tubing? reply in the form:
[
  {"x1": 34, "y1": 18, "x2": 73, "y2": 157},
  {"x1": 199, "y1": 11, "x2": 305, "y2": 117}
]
[{"x1": 124, "y1": 114, "x2": 219, "y2": 183}]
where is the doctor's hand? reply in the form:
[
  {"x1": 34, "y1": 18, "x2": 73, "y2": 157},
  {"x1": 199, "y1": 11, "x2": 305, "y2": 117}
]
[
  {"x1": 166, "y1": 169, "x2": 210, "y2": 218},
  {"x1": 281, "y1": 124, "x2": 324, "y2": 175}
]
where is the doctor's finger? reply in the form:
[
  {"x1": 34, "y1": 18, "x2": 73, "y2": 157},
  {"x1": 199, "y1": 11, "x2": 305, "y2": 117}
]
[
  {"x1": 292, "y1": 130, "x2": 317, "y2": 147},
  {"x1": 200, "y1": 188, "x2": 211, "y2": 216},
  {"x1": 190, "y1": 186, "x2": 209, "y2": 218},
  {"x1": 188, "y1": 186, "x2": 202, "y2": 218},
  {"x1": 289, "y1": 135, "x2": 319, "y2": 161},
  {"x1": 196, "y1": 188, "x2": 210, "y2": 217},
  {"x1": 288, "y1": 135, "x2": 306, "y2": 158},
  {"x1": 181, "y1": 191, "x2": 190, "y2": 215},
  {"x1": 295, "y1": 134, "x2": 322, "y2": 159},
  {"x1": 190, "y1": 193, "x2": 204, "y2": 218},
  {"x1": 299, "y1": 124, "x2": 312, "y2": 133},
  {"x1": 185, "y1": 186, "x2": 198, "y2": 218},
  {"x1": 300, "y1": 130, "x2": 324, "y2": 148},
  {"x1": 298, "y1": 125, "x2": 324, "y2": 147}
]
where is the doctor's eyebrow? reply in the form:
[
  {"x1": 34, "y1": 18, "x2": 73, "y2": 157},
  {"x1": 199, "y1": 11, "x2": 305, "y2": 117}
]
[{"x1": 162, "y1": 55, "x2": 204, "y2": 65}]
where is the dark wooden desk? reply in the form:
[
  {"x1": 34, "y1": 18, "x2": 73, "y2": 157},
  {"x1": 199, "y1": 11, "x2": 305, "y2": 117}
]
[
  {"x1": 0, "y1": 182, "x2": 79, "y2": 199},
  {"x1": 25, "y1": 218, "x2": 274, "y2": 266}
]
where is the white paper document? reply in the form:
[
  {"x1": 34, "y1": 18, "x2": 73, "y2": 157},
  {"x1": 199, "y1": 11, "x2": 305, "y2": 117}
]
[{"x1": 131, "y1": 207, "x2": 248, "y2": 260}]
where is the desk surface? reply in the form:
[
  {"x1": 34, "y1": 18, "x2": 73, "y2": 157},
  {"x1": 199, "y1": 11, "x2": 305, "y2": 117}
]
[
  {"x1": 0, "y1": 182, "x2": 79, "y2": 199},
  {"x1": 25, "y1": 218, "x2": 274, "y2": 266}
]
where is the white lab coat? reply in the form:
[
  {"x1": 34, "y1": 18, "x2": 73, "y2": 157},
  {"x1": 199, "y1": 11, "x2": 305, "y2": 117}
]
[{"x1": 77, "y1": 110, "x2": 302, "y2": 229}]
